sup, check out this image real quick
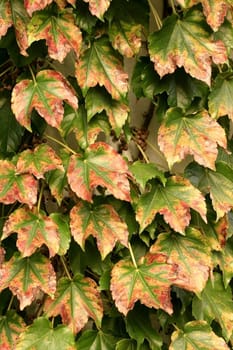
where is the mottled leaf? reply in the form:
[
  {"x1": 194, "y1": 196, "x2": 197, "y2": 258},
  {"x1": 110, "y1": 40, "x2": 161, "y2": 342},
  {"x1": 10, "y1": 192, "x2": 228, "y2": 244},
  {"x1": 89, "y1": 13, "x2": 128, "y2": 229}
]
[
  {"x1": 0, "y1": 311, "x2": 25, "y2": 350},
  {"x1": 149, "y1": 8, "x2": 227, "y2": 85},
  {"x1": 85, "y1": 88, "x2": 129, "y2": 136},
  {"x1": 150, "y1": 228, "x2": 212, "y2": 294},
  {"x1": 170, "y1": 320, "x2": 230, "y2": 350},
  {"x1": 192, "y1": 272, "x2": 233, "y2": 340},
  {"x1": 136, "y1": 176, "x2": 206, "y2": 234},
  {"x1": 158, "y1": 107, "x2": 226, "y2": 170},
  {"x1": 2, "y1": 207, "x2": 60, "y2": 257},
  {"x1": 209, "y1": 72, "x2": 233, "y2": 120},
  {"x1": 129, "y1": 161, "x2": 166, "y2": 190},
  {"x1": 50, "y1": 213, "x2": 71, "y2": 255},
  {"x1": 24, "y1": 0, "x2": 53, "y2": 16},
  {"x1": 0, "y1": 159, "x2": 38, "y2": 208},
  {"x1": 27, "y1": 10, "x2": 82, "y2": 62},
  {"x1": 15, "y1": 317, "x2": 76, "y2": 350},
  {"x1": 76, "y1": 330, "x2": 118, "y2": 350},
  {"x1": 44, "y1": 275, "x2": 103, "y2": 333},
  {"x1": 76, "y1": 36, "x2": 128, "y2": 100},
  {"x1": 110, "y1": 253, "x2": 178, "y2": 315},
  {"x1": 0, "y1": 0, "x2": 29, "y2": 55},
  {"x1": 16, "y1": 144, "x2": 63, "y2": 179},
  {"x1": 11, "y1": 70, "x2": 78, "y2": 130},
  {"x1": 83, "y1": 0, "x2": 111, "y2": 19},
  {"x1": 0, "y1": 252, "x2": 56, "y2": 310},
  {"x1": 67, "y1": 142, "x2": 131, "y2": 202},
  {"x1": 70, "y1": 201, "x2": 129, "y2": 259}
]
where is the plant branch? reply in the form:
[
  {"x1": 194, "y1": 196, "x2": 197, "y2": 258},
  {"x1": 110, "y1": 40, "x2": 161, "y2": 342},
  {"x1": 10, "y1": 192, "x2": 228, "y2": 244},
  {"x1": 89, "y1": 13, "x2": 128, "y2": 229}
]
[
  {"x1": 136, "y1": 143, "x2": 150, "y2": 163},
  {"x1": 147, "y1": 0, "x2": 163, "y2": 30},
  {"x1": 60, "y1": 255, "x2": 72, "y2": 280}
]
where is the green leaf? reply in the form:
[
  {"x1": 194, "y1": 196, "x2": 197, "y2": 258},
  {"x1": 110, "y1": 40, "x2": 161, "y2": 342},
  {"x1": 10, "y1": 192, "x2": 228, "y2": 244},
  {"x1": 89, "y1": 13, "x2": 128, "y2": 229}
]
[
  {"x1": 150, "y1": 228, "x2": 212, "y2": 294},
  {"x1": 129, "y1": 160, "x2": 166, "y2": 190},
  {"x1": 15, "y1": 317, "x2": 76, "y2": 350},
  {"x1": 50, "y1": 213, "x2": 71, "y2": 256},
  {"x1": 192, "y1": 272, "x2": 233, "y2": 340},
  {"x1": 149, "y1": 8, "x2": 227, "y2": 85},
  {"x1": 0, "y1": 310, "x2": 25, "y2": 349},
  {"x1": 158, "y1": 107, "x2": 226, "y2": 170},
  {"x1": 67, "y1": 141, "x2": 131, "y2": 202},
  {"x1": 27, "y1": 10, "x2": 82, "y2": 62},
  {"x1": 11, "y1": 70, "x2": 78, "y2": 130},
  {"x1": 70, "y1": 200, "x2": 129, "y2": 259},
  {"x1": 214, "y1": 238, "x2": 233, "y2": 288},
  {"x1": 45, "y1": 168, "x2": 68, "y2": 205},
  {"x1": 76, "y1": 329, "x2": 118, "y2": 350},
  {"x1": 76, "y1": 36, "x2": 128, "y2": 100},
  {"x1": 116, "y1": 339, "x2": 137, "y2": 350},
  {"x1": 44, "y1": 275, "x2": 103, "y2": 333},
  {"x1": 136, "y1": 176, "x2": 206, "y2": 234},
  {"x1": 0, "y1": 252, "x2": 56, "y2": 310},
  {"x1": 170, "y1": 320, "x2": 230, "y2": 350},
  {"x1": 126, "y1": 305, "x2": 162, "y2": 349}
]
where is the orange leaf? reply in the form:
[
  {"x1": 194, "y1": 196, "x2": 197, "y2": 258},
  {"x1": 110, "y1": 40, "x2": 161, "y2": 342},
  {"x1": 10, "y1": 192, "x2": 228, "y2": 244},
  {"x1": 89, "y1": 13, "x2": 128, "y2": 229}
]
[
  {"x1": 24, "y1": 0, "x2": 53, "y2": 16},
  {"x1": 83, "y1": 0, "x2": 111, "y2": 19}
]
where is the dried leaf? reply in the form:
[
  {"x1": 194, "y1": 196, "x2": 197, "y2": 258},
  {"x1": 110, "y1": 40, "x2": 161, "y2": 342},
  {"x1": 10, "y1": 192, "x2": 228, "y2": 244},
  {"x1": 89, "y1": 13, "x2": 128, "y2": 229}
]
[
  {"x1": 27, "y1": 10, "x2": 82, "y2": 62},
  {"x1": 0, "y1": 311, "x2": 25, "y2": 350},
  {"x1": 136, "y1": 176, "x2": 206, "y2": 234},
  {"x1": 0, "y1": 159, "x2": 38, "y2": 208},
  {"x1": 11, "y1": 70, "x2": 78, "y2": 130},
  {"x1": 2, "y1": 207, "x2": 60, "y2": 257},
  {"x1": 67, "y1": 142, "x2": 131, "y2": 202},
  {"x1": 149, "y1": 8, "x2": 227, "y2": 85},
  {"x1": 24, "y1": 0, "x2": 53, "y2": 16},
  {"x1": 70, "y1": 201, "x2": 129, "y2": 259},
  {"x1": 83, "y1": 0, "x2": 111, "y2": 19},
  {"x1": 76, "y1": 37, "x2": 128, "y2": 100},
  {"x1": 158, "y1": 107, "x2": 227, "y2": 170},
  {"x1": 0, "y1": 252, "x2": 56, "y2": 310},
  {"x1": 44, "y1": 275, "x2": 103, "y2": 333}
]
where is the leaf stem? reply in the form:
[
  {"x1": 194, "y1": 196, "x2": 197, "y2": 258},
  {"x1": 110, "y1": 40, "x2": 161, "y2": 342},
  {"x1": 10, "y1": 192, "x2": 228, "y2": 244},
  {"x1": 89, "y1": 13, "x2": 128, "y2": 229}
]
[
  {"x1": 136, "y1": 143, "x2": 150, "y2": 163},
  {"x1": 147, "y1": 0, "x2": 163, "y2": 30},
  {"x1": 7, "y1": 295, "x2": 15, "y2": 312},
  {"x1": 128, "y1": 242, "x2": 138, "y2": 269},
  {"x1": 28, "y1": 65, "x2": 37, "y2": 85},
  {"x1": 60, "y1": 255, "x2": 72, "y2": 280},
  {"x1": 45, "y1": 134, "x2": 77, "y2": 155},
  {"x1": 170, "y1": 0, "x2": 177, "y2": 15},
  {"x1": 0, "y1": 65, "x2": 13, "y2": 78},
  {"x1": 37, "y1": 181, "x2": 45, "y2": 213}
]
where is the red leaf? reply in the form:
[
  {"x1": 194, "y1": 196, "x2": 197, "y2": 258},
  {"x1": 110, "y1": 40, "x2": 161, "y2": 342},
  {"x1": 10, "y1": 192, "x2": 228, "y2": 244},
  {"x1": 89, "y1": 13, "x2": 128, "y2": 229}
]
[
  {"x1": 24, "y1": 0, "x2": 53, "y2": 16},
  {"x1": 83, "y1": 0, "x2": 111, "y2": 19}
]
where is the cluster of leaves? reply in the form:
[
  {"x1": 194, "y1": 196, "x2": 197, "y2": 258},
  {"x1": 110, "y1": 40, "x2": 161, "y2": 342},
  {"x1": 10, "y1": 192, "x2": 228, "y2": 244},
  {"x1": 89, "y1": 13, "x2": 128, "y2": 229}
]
[{"x1": 0, "y1": 0, "x2": 233, "y2": 349}]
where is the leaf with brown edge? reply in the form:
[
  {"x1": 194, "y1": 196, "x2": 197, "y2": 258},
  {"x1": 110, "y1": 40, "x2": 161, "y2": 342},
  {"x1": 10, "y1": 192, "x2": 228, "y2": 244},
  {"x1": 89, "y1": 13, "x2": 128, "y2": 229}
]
[
  {"x1": 150, "y1": 228, "x2": 212, "y2": 295},
  {"x1": 11, "y1": 70, "x2": 78, "y2": 130},
  {"x1": 70, "y1": 201, "x2": 129, "y2": 260},
  {"x1": 67, "y1": 142, "x2": 131, "y2": 203},
  {"x1": 148, "y1": 7, "x2": 227, "y2": 86},
  {"x1": 0, "y1": 311, "x2": 26, "y2": 350},
  {"x1": 76, "y1": 36, "x2": 128, "y2": 100},
  {"x1": 27, "y1": 10, "x2": 82, "y2": 62},
  {"x1": 83, "y1": 0, "x2": 111, "y2": 19},
  {"x1": 158, "y1": 107, "x2": 227, "y2": 170},
  {"x1": 0, "y1": 0, "x2": 29, "y2": 55},
  {"x1": 16, "y1": 144, "x2": 63, "y2": 179},
  {"x1": 44, "y1": 274, "x2": 103, "y2": 334},
  {"x1": 136, "y1": 176, "x2": 206, "y2": 234},
  {"x1": 2, "y1": 206, "x2": 60, "y2": 257},
  {"x1": 85, "y1": 88, "x2": 129, "y2": 136},
  {"x1": 0, "y1": 252, "x2": 56, "y2": 310},
  {"x1": 0, "y1": 159, "x2": 38, "y2": 208},
  {"x1": 110, "y1": 253, "x2": 178, "y2": 316},
  {"x1": 24, "y1": 0, "x2": 53, "y2": 16}
]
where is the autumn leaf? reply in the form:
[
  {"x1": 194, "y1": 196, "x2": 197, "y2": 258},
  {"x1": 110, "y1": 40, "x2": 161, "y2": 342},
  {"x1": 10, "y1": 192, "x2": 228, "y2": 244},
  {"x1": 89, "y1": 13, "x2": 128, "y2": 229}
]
[
  {"x1": 16, "y1": 144, "x2": 63, "y2": 179},
  {"x1": 0, "y1": 0, "x2": 29, "y2": 55},
  {"x1": 158, "y1": 107, "x2": 227, "y2": 170},
  {"x1": 209, "y1": 72, "x2": 233, "y2": 120},
  {"x1": 136, "y1": 176, "x2": 206, "y2": 234},
  {"x1": 76, "y1": 36, "x2": 128, "y2": 100},
  {"x1": 11, "y1": 70, "x2": 78, "y2": 130},
  {"x1": 0, "y1": 311, "x2": 25, "y2": 350},
  {"x1": 44, "y1": 274, "x2": 103, "y2": 333},
  {"x1": 170, "y1": 320, "x2": 230, "y2": 350},
  {"x1": 85, "y1": 88, "x2": 129, "y2": 136},
  {"x1": 0, "y1": 252, "x2": 56, "y2": 310},
  {"x1": 110, "y1": 253, "x2": 178, "y2": 315},
  {"x1": 70, "y1": 201, "x2": 129, "y2": 259},
  {"x1": 192, "y1": 272, "x2": 233, "y2": 340},
  {"x1": 0, "y1": 159, "x2": 38, "y2": 208},
  {"x1": 149, "y1": 7, "x2": 227, "y2": 85},
  {"x1": 24, "y1": 0, "x2": 53, "y2": 16},
  {"x1": 27, "y1": 10, "x2": 82, "y2": 62},
  {"x1": 2, "y1": 207, "x2": 61, "y2": 257},
  {"x1": 67, "y1": 142, "x2": 131, "y2": 202},
  {"x1": 150, "y1": 228, "x2": 212, "y2": 294},
  {"x1": 15, "y1": 317, "x2": 76, "y2": 350},
  {"x1": 83, "y1": 0, "x2": 111, "y2": 19}
]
